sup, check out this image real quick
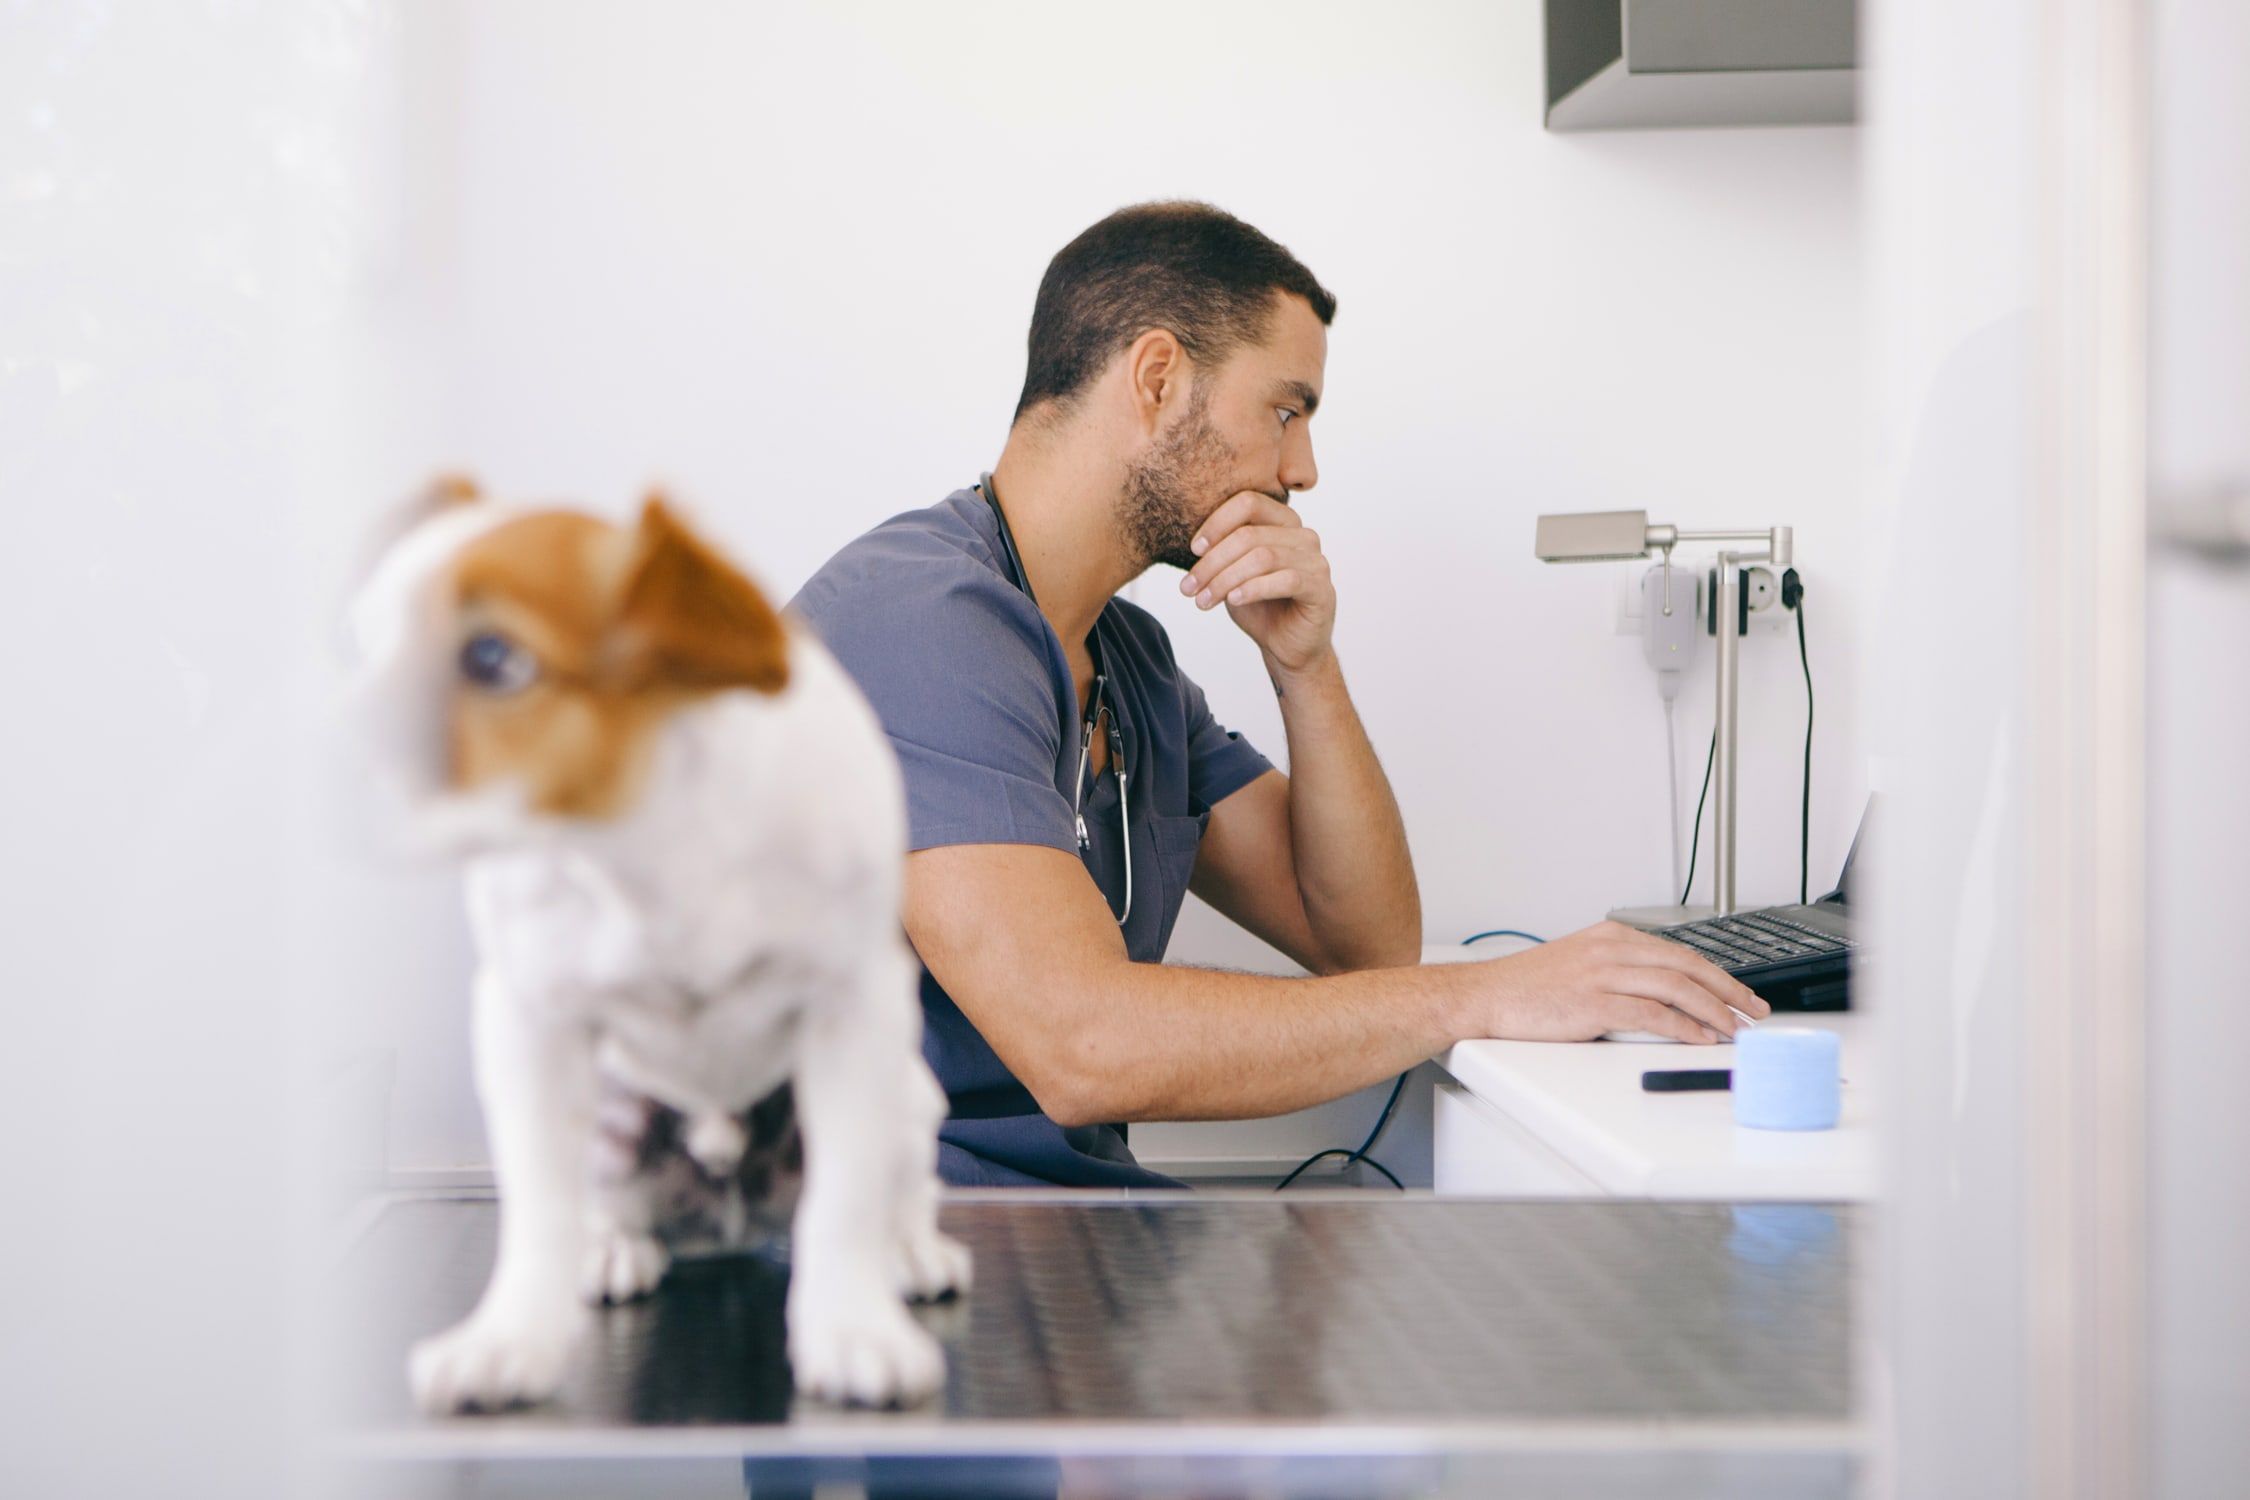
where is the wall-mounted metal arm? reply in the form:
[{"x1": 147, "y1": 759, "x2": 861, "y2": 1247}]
[{"x1": 1668, "y1": 526, "x2": 1795, "y2": 568}]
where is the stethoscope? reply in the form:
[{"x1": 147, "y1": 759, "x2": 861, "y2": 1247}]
[{"x1": 977, "y1": 472, "x2": 1132, "y2": 926}]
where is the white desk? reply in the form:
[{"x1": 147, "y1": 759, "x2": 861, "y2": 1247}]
[{"x1": 1432, "y1": 1006, "x2": 1875, "y2": 1202}]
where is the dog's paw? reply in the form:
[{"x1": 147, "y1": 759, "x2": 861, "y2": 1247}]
[
  {"x1": 684, "y1": 1112, "x2": 747, "y2": 1177},
  {"x1": 788, "y1": 1286, "x2": 946, "y2": 1408},
  {"x1": 582, "y1": 1229, "x2": 670, "y2": 1306},
  {"x1": 895, "y1": 1227, "x2": 973, "y2": 1304},
  {"x1": 408, "y1": 1309, "x2": 583, "y2": 1415}
]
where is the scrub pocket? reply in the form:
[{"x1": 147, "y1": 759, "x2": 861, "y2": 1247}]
[{"x1": 1145, "y1": 810, "x2": 1209, "y2": 956}]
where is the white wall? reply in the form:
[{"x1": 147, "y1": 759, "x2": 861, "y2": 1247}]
[{"x1": 359, "y1": 0, "x2": 1864, "y2": 1172}]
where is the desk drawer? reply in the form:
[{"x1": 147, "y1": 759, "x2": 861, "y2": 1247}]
[{"x1": 1432, "y1": 1080, "x2": 1605, "y2": 1197}]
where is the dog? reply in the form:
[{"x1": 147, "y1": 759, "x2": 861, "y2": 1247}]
[{"x1": 349, "y1": 478, "x2": 970, "y2": 1414}]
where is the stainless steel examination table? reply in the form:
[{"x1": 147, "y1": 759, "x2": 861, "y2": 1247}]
[{"x1": 335, "y1": 1193, "x2": 1861, "y2": 1499}]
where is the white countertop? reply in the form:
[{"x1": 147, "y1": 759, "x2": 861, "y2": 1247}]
[{"x1": 1437, "y1": 1009, "x2": 1876, "y2": 1202}]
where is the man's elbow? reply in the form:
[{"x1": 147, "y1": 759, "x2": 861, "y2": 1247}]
[
  {"x1": 1314, "y1": 904, "x2": 1424, "y2": 974},
  {"x1": 1015, "y1": 1029, "x2": 1130, "y2": 1130},
  {"x1": 1371, "y1": 927, "x2": 1425, "y2": 970},
  {"x1": 1301, "y1": 871, "x2": 1421, "y2": 973},
  {"x1": 1376, "y1": 882, "x2": 1426, "y2": 966},
  {"x1": 1036, "y1": 1088, "x2": 1108, "y2": 1131},
  {"x1": 1025, "y1": 1064, "x2": 1115, "y2": 1131}
]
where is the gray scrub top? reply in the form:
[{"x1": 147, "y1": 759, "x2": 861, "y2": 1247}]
[{"x1": 789, "y1": 489, "x2": 1273, "y2": 1188}]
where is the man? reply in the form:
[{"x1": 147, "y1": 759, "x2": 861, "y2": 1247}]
[{"x1": 793, "y1": 201, "x2": 1765, "y2": 1188}]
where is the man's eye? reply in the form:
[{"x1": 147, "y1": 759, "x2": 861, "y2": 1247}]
[
  {"x1": 458, "y1": 630, "x2": 539, "y2": 694},
  {"x1": 1278, "y1": 408, "x2": 1297, "y2": 427}
]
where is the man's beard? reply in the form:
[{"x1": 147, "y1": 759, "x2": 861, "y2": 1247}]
[{"x1": 1117, "y1": 390, "x2": 1241, "y2": 573}]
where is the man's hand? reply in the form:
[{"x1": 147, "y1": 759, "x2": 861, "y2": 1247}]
[
  {"x1": 1467, "y1": 921, "x2": 1773, "y2": 1044},
  {"x1": 1179, "y1": 490, "x2": 1336, "y2": 678}
]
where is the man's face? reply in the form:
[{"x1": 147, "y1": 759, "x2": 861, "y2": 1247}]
[{"x1": 1118, "y1": 291, "x2": 1327, "y2": 571}]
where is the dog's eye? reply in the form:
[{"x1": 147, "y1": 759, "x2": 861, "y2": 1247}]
[{"x1": 458, "y1": 630, "x2": 538, "y2": 695}]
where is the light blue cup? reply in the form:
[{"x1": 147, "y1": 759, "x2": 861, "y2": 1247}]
[{"x1": 1733, "y1": 1026, "x2": 1842, "y2": 1130}]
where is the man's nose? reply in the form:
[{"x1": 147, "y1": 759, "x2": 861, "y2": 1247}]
[{"x1": 1280, "y1": 433, "x2": 1318, "y2": 496}]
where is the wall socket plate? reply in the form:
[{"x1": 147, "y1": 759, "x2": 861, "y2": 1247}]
[
  {"x1": 1614, "y1": 565, "x2": 1792, "y2": 637},
  {"x1": 1742, "y1": 565, "x2": 1780, "y2": 615}
]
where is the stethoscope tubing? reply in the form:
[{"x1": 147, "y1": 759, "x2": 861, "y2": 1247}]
[{"x1": 979, "y1": 472, "x2": 1132, "y2": 926}]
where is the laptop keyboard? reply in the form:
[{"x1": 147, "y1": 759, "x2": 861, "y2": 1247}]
[{"x1": 1662, "y1": 910, "x2": 1852, "y2": 972}]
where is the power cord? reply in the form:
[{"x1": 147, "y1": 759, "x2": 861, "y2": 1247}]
[
  {"x1": 1273, "y1": 1115, "x2": 1407, "y2": 1191},
  {"x1": 1274, "y1": 929, "x2": 1547, "y2": 1193},
  {"x1": 1680, "y1": 730, "x2": 1716, "y2": 906},
  {"x1": 1786, "y1": 569, "x2": 1812, "y2": 904}
]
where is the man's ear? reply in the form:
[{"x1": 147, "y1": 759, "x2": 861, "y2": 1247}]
[
  {"x1": 1124, "y1": 327, "x2": 1186, "y2": 434},
  {"x1": 611, "y1": 494, "x2": 790, "y2": 694}
]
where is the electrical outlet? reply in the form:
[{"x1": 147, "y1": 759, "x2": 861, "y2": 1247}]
[
  {"x1": 1696, "y1": 564, "x2": 1793, "y2": 636},
  {"x1": 1745, "y1": 566, "x2": 1777, "y2": 611},
  {"x1": 1744, "y1": 565, "x2": 1792, "y2": 635}
]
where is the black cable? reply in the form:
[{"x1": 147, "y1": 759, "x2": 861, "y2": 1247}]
[
  {"x1": 1354, "y1": 1073, "x2": 1408, "y2": 1159},
  {"x1": 1276, "y1": 1073, "x2": 1409, "y2": 1192},
  {"x1": 1679, "y1": 729, "x2": 1717, "y2": 906},
  {"x1": 1274, "y1": 929, "x2": 1548, "y2": 1193},
  {"x1": 1274, "y1": 1149, "x2": 1356, "y2": 1190},
  {"x1": 1274, "y1": 1147, "x2": 1404, "y2": 1192},
  {"x1": 1792, "y1": 579, "x2": 1813, "y2": 905}
]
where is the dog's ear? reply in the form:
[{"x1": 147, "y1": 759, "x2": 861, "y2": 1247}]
[
  {"x1": 352, "y1": 473, "x2": 489, "y2": 599},
  {"x1": 395, "y1": 473, "x2": 484, "y2": 536},
  {"x1": 611, "y1": 493, "x2": 790, "y2": 694},
  {"x1": 426, "y1": 472, "x2": 483, "y2": 507}
]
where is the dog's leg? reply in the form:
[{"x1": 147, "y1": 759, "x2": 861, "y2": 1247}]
[
  {"x1": 583, "y1": 1086, "x2": 673, "y2": 1306},
  {"x1": 409, "y1": 971, "x2": 597, "y2": 1413},
  {"x1": 582, "y1": 1216, "x2": 670, "y2": 1306},
  {"x1": 785, "y1": 945, "x2": 953, "y2": 1407},
  {"x1": 887, "y1": 1053, "x2": 972, "y2": 1304}
]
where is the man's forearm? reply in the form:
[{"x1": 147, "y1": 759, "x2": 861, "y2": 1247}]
[
  {"x1": 1049, "y1": 956, "x2": 1472, "y2": 1126},
  {"x1": 1271, "y1": 650, "x2": 1420, "y2": 969}
]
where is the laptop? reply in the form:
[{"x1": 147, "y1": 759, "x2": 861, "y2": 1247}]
[{"x1": 1653, "y1": 805, "x2": 1868, "y2": 1011}]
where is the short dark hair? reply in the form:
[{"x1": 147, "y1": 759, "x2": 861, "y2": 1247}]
[{"x1": 1013, "y1": 201, "x2": 1336, "y2": 422}]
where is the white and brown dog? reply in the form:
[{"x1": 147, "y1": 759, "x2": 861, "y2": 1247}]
[{"x1": 350, "y1": 480, "x2": 969, "y2": 1414}]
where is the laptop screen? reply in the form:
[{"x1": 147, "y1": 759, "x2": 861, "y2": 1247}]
[{"x1": 1821, "y1": 797, "x2": 1875, "y2": 907}]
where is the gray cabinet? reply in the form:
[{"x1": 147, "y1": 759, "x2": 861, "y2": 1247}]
[{"x1": 1545, "y1": 0, "x2": 1858, "y2": 131}]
